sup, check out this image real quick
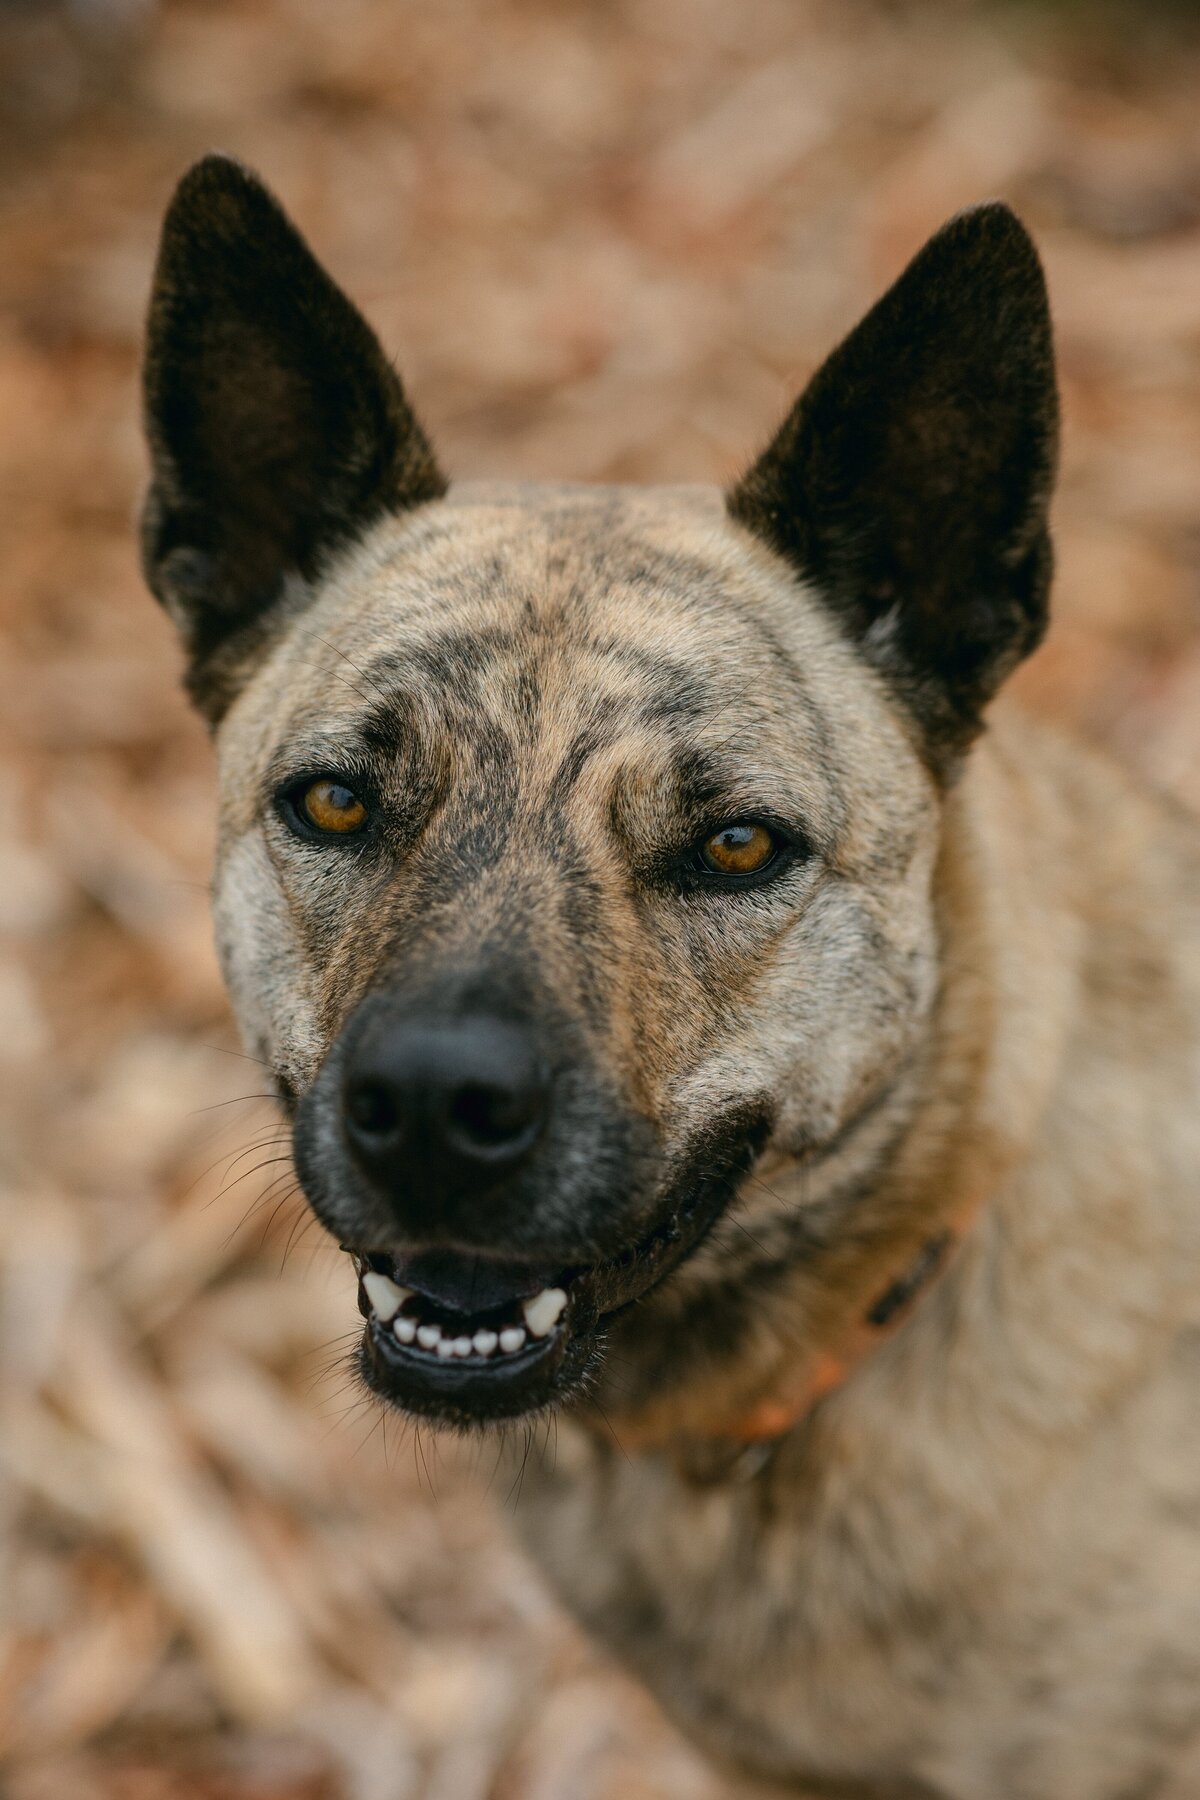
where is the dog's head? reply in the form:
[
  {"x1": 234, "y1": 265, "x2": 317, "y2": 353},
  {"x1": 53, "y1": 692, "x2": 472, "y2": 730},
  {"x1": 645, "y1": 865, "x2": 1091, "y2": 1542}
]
[{"x1": 141, "y1": 157, "x2": 1057, "y2": 1429}]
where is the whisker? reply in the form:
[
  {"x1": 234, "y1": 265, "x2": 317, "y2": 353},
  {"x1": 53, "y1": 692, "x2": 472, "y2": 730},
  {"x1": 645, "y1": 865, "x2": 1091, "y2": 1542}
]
[
  {"x1": 187, "y1": 1093, "x2": 280, "y2": 1117},
  {"x1": 279, "y1": 1208, "x2": 324, "y2": 1272},
  {"x1": 182, "y1": 1127, "x2": 290, "y2": 1205},
  {"x1": 413, "y1": 1421, "x2": 436, "y2": 1498},
  {"x1": 307, "y1": 630, "x2": 396, "y2": 709},
  {"x1": 251, "y1": 1180, "x2": 305, "y2": 1250},
  {"x1": 227, "y1": 1168, "x2": 300, "y2": 1238},
  {"x1": 201, "y1": 1043, "x2": 271, "y2": 1068},
  {"x1": 586, "y1": 1395, "x2": 631, "y2": 1464},
  {"x1": 349, "y1": 1405, "x2": 386, "y2": 1462}
]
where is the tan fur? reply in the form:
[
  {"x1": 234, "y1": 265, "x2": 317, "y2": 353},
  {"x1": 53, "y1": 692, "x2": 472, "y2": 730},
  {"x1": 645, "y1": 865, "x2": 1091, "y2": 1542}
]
[{"x1": 208, "y1": 484, "x2": 1200, "y2": 1799}]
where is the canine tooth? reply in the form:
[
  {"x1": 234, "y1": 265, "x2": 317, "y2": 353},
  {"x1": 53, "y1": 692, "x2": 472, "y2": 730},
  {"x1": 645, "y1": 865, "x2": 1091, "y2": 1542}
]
[
  {"x1": 452, "y1": 1336, "x2": 474, "y2": 1357},
  {"x1": 522, "y1": 1286, "x2": 567, "y2": 1337},
  {"x1": 363, "y1": 1271, "x2": 412, "y2": 1322},
  {"x1": 498, "y1": 1325, "x2": 526, "y2": 1354},
  {"x1": 394, "y1": 1316, "x2": 417, "y2": 1344},
  {"x1": 436, "y1": 1337, "x2": 456, "y2": 1359},
  {"x1": 416, "y1": 1323, "x2": 441, "y2": 1350},
  {"x1": 473, "y1": 1329, "x2": 498, "y2": 1356}
]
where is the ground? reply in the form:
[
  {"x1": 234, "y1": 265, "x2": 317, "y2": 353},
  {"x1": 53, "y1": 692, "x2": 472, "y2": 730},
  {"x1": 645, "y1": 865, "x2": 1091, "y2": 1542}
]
[{"x1": 2, "y1": 1, "x2": 1200, "y2": 1795}]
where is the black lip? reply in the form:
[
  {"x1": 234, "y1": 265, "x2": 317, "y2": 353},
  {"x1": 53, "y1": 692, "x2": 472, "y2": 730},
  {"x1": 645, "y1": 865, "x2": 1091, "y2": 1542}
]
[
  {"x1": 352, "y1": 1100, "x2": 773, "y2": 1429},
  {"x1": 362, "y1": 1307, "x2": 574, "y2": 1424}
]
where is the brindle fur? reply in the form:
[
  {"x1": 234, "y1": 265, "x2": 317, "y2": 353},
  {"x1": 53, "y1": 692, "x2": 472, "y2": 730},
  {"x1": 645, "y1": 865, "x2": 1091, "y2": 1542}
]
[{"x1": 141, "y1": 158, "x2": 1200, "y2": 1799}]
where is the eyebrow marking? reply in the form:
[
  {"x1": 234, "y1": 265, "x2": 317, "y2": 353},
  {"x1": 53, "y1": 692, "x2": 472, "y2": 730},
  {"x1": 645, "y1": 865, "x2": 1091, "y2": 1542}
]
[{"x1": 544, "y1": 725, "x2": 618, "y2": 813}]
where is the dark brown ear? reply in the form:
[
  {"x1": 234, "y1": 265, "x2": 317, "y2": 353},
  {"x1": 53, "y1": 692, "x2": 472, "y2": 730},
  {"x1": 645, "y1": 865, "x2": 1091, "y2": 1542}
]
[
  {"x1": 728, "y1": 204, "x2": 1058, "y2": 769},
  {"x1": 141, "y1": 155, "x2": 446, "y2": 720}
]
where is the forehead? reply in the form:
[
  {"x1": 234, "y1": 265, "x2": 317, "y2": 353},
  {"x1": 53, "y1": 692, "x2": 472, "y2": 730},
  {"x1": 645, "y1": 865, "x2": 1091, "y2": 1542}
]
[{"x1": 279, "y1": 484, "x2": 834, "y2": 711}]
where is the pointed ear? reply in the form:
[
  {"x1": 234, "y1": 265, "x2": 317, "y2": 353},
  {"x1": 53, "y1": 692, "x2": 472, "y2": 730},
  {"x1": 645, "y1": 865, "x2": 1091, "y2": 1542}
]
[
  {"x1": 727, "y1": 204, "x2": 1058, "y2": 769},
  {"x1": 141, "y1": 155, "x2": 447, "y2": 719}
]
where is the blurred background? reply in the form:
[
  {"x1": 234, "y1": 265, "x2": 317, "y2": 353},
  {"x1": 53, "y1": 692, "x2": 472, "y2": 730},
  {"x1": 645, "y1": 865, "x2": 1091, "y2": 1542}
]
[{"x1": 2, "y1": 1, "x2": 1200, "y2": 1795}]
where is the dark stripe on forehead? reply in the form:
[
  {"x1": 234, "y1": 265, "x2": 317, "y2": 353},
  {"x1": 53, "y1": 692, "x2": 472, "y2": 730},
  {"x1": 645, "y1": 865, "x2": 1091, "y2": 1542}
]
[
  {"x1": 581, "y1": 635, "x2": 717, "y2": 714},
  {"x1": 363, "y1": 626, "x2": 523, "y2": 697},
  {"x1": 356, "y1": 688, "x2": 424, "y2": 758},
  {"x1": 508, "y1": 660, "x2": 543, "y2": 745},
  {"x1": 544, "y1": 724, "x2": 617, "y2": 814},
  {"x1": 667, "y1": 744, "x2": 732, "y2": 812}
]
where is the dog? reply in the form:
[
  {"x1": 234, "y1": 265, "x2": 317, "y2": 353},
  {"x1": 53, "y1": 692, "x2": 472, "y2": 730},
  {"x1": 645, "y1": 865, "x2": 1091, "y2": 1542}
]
[{"x1": 140, "y1": 155, "x2": 1200, "y2": 1800}]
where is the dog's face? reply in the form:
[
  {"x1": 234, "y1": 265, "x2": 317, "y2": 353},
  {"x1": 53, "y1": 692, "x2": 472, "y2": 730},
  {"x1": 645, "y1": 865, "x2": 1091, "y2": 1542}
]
[
  {"x1": 207, "y1": 486, "x2": 942, "y2": 1421},
  {"x1": 141, "y1": 159, "x2": 1057, "y2": 1429}
]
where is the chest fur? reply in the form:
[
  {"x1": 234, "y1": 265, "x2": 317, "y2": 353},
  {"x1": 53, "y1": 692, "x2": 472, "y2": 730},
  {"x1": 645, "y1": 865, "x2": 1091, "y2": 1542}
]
[{"x1": 511, "y1": 1325, "x2": 1200, "y2": 1800}]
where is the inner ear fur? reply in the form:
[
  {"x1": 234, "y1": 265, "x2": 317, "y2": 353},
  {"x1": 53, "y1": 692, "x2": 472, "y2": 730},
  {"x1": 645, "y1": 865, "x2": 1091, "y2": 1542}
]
[
  {"x1": 141, "y1": 154, "x2": 447, "y2": 720},
  {"x1": 728, "y1": 203, "x2": 1059, "y2": 770}
]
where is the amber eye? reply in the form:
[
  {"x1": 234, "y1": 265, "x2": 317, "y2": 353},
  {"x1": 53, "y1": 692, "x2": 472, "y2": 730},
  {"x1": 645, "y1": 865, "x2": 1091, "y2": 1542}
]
[
  {"x1": 698, "y1": 822, "x2": 780, "y2": 877},
  {"x1": 296, "y1": 778, "x2": 368, "y2": 836}
]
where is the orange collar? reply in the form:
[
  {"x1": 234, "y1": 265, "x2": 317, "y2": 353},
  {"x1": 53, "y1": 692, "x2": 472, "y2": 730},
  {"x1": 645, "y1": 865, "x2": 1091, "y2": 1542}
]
[
  {"x1": 716, "y1": 1225, "x2": 962, "y2": 1445},
  {"x1": 614, "y1": 1195, "x2": 982, "y2": 1460}
]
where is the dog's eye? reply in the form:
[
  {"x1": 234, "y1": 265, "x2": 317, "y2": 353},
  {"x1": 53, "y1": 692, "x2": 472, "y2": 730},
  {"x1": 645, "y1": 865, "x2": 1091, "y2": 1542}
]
[
  {"x1": 296, "y1": 778, "x2": 368, "y2": 836},
  {"x1": 698, "y1": 822, "x2": 780, "y2": 877}
]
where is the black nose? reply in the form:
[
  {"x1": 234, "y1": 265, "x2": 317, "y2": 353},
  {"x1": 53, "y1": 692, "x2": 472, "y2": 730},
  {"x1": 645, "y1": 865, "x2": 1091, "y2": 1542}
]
[{"x1": 342, "y1": 1012, "x2": 549, "y2": 1201}]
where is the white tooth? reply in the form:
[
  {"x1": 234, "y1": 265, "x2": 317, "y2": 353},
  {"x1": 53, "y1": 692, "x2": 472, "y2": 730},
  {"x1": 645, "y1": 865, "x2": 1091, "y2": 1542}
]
[
  {"x1": 452, "y1": 1336, "x2": 474, "y2": 1357},
  {"x1": 473, "y1": 1329, "x2": 499, "y2": 1356},
  {"x1": 436, "y1": 1337, "x2": 456, "y2": 1359},
  {"x1": 499, "y1": 1325, "x2": 526, "y2": 1354},
  {"x1": 417, "y1": 1323, "x2": 441, "y2": 1349},
  {"x1": 363, "y1": 1272, "x2": 412, "y2": 1322},
  {"x1": 522, "y1": 1287, "x2": 568, "y2": 1337},
  {"x1": 394, "y1": 1316, "x2": 417, "y2": 1344}
]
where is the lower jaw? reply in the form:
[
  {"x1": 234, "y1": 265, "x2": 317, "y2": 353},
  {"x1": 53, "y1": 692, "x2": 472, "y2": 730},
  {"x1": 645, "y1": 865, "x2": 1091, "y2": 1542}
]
[{"x1": 359, "y1": 1309, "x2": 596, "y2": 1425}]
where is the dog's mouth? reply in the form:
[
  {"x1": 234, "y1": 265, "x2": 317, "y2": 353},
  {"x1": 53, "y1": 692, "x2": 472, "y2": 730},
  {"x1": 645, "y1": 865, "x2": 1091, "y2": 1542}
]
[
  {"x1": 360, "y1": 1251, "x2": 571, "y2": 1364},
  {"x1": 351, "y1": 1246, "x2": 578, "y2": 1418},
  {"x1": 348, "y1": 1207, "x2": 688, "y2": 1425},
  {"x1": 345, "y1": 1107, "x2": 770, "y2": 1427}
]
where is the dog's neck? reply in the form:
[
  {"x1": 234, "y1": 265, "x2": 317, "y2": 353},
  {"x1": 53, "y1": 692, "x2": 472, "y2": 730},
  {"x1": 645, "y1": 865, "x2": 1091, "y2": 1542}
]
[{"x1": 610, "y1": 1198, "x2": 984, "y2": 1466}]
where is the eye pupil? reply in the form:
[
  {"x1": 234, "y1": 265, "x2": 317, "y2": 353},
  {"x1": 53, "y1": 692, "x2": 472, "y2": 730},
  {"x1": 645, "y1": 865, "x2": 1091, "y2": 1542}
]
[
  {"x1": 699, "y1": 821, "x2": 779, "y2": 876},
  {"x1": 298, "y1": 778, "x2": 368, "y2": 835}
]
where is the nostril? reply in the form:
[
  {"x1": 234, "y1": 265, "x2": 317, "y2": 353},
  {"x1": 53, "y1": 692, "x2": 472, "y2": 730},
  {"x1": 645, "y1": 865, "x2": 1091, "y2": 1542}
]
[
  {"x1": 346, "y1": 1077, "x2": 401, "y2": 1139},
  {"x1": 449, "y1": 1080, "x2": 538, "y2": 1149}
]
